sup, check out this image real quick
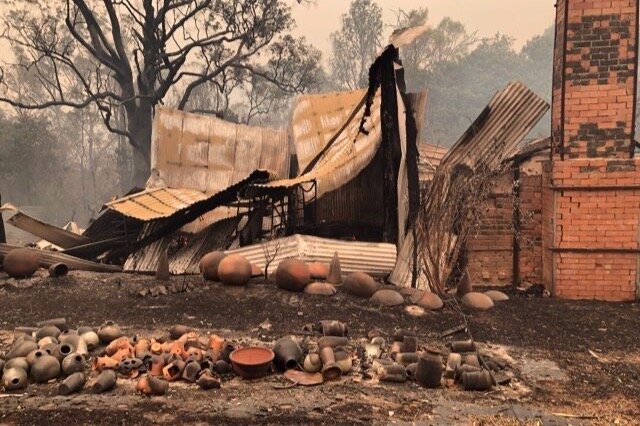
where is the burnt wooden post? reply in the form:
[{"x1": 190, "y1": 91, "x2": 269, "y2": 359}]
[{"x1": 0, "y1": 193, "x2": 5, "y2": 243}]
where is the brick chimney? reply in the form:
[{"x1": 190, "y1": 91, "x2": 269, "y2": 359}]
[{"x1": 552, "y1": 0, "x2": 638, "y2": 159}]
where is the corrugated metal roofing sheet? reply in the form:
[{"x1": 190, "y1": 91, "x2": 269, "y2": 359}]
[
  {"x1": 106, "y1": 187, "x2": 207, "y2": 221},
  {"x1": 387, "y1": 25, "x2": 429, "y2": 49},
  {"x1": 225, "y1": 234, "x2": 397, "y2": 277},
  {"x1": 417, "y1": 143, "x2": 448, "y2": 183}
]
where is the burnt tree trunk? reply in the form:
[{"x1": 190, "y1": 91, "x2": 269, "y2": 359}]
[{"x1": 125, "y1": 100, "x2": 154, "y2": 188}]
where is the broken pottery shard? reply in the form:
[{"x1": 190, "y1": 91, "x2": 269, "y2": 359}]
[
  {"x1": 404, "y1": 305, "x2": 426, "y2": 317},
  {"x1": 484, "y1": 290, "x2": 509, "y2": 302},
  {"x1": 327, "y1": 251, "x2": 341, "y2": 284},
  {"x1": 370, "y1": 289, "x2": 404, "y2": 306},
  {"x1": 304, "y1": 282, "x2": 337, "y2": 296},
  {"x1": 156, "y1": 249, "x2": 170, "y2": 281},
  {"x1": 461, "y1": 292, "x2": 494, "y2": 311}
]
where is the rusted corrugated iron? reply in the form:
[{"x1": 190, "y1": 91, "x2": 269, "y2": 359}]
[
  {"x1": 417, "y1": 143, "x2": 448, "y2": 184},
  {"x1": 225, "y1": 234, "x2": 397, "y2": 277},
  {"x1": 105, "y1": 188, "x2": 208, "y2": 222},
  {"x1": 0, "y1": 243, "x2": 121, "y2": 273}
]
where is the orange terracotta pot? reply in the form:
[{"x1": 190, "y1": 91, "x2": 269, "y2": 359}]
[
  {"x1": 217, "y1": 254, "x2": 252, "y2": 286},
  {"x1": 199, "y1": 251, "x2": 226, "y2": 281},
  {"x1": 275, "y1": 259, "x2": 311, "y2": 292},
  {"x1": 106, "y1": 337, "x2": 131, "y2": 356},
  {"x1": 148, "y1": 355, "x2": 165, "y2": 377},
  {"x1": 92, "y1": 356, "x2": 118, "y2": 372}
]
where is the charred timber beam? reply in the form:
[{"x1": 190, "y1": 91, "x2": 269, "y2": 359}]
[{"x1": 0, "y1": 194, "x2": 5, "y2": 244}]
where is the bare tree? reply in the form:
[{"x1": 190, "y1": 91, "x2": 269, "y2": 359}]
[
  {"x1": 329, "y1": 0, "x2": 383, "y2": 90},
  {"x1": 0, "y1": 0, "x2": 321, "y2": 186}
]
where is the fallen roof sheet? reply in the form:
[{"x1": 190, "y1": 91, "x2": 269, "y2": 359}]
[
  {"x1": 105, "y1": 188, "x2": 208, "y2": 222},
  {"x1": 0, "y1": 243, "x2": 121, "y2": 273},
  {"x1": 225, "y1": 234, "x2": 397, "y2": 277},
  {"x1": 0, "y1": 204, "x2": 89, "y2": 249},
  {"x1": 250, "y1": 88, "x2": 382, "y2": 199},
  {"x1": 387, "y1": 25, "x2": 429, "y2": 49},
  {"x1": 417, "y1": 143, "x2": 448, "y2": 183}
]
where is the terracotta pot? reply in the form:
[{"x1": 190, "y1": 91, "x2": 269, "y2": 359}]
[
  {"x1": 62, "y1": 353, "x2": 86, "y2": 376},
  {"x1": 208, "y1": 335, "x2": 224, "y2": 358},
  {"x1": 106, "y1": 337, "x2": 131, "y2": 356},
  {"x1": 333, "y1": 347, "x2": 352, "y2": 373},
  {"x1": 220, "y1": 343, "x2": 235, "y2": 363},
  {"x1": 197, "y1": 369, "x2": 221, "y2": 390},
  {"x1": 169, "y1": 325, "x2": 192, "y2": 341},
  {"x1": 48, "y1": 263, "x2": 69, "y2": 278},
  {"x1": 414, "y1": 291, "x2": 444, "y2": 310},
  {"x1": 184, "y1": 347, "x2": 203, "y2": 362},
  {"x1": 229, "y1": 347, "x2": 274, "y2": 379},
  {"x1": 3, "y1": 248, "x2": 39, "y2": 279},
  {"x1": 97, "y1": 321, "x2": 123, "y2": 343},
  {"x1": 182, "y1": 360, "x2": 202, "y2": 382},
  {"x1": 307, "y1": 262, "x2": 329, "y2": 279},
  {"x1": 31, "y1": 354, "x2": 61, "y2": 383},
  {"x1": 7, "y1": 340, "x2": 38, "y2": 359},
  {"x1": 2, "y1": 367, "x2": 28, "y2": 391},
  {"x1": 217, "y1": 254, "x2": 252, "y2": 286},
  {"x1": 455, "y1": 364, "x2": 482, "y2": 382},
  {"x1": 5, "y1": 357, "x2": 29, "y2": 372},
  {"x1": 117, "y1": 357, "x2": 143, "y2": 375},
  {"x1": 92, "y1": 356, "x2": 118, "y2": 372},
  {"x1": 378, "y1": 364, "x2": 407, "y2": 383},
  {"x1": 76, "y1": 326, "x2": 93, "y2": 335},
  {"x1": 59, "y1": 372, "x2": 85, "y2": 395},
  {"x1": 37, "y1": 336, "x2": 58, "y2": 348},
  {"x1": 389, "y1": 341, "x2": 403, "y2": 359},
  {"x1": 80, "y1": 331, "x2": 100, "y2": 351},
  {"x1": 370, "y1": 289, "x2": 404, "y2": 306},
  {"x1": 406, "y1": 363, "x2": 418, "y2": 380},
  {"x1": 303, "y1": 353, "x2": 322, "y2": 373},
  {"x1": 26, "y1": 349, "x2": 48, "y2": 366},
  {"x1": 92, "y1": 369, "x2": 117, "y2": 393},
  {"x1": 162, "y1": 359, "x2": 185, "y2": 381},
  {"x1": 446, "y1": 353, "x2": 462, "y2": 377},
  {"x1": 402, "y1": 336, "x2": 418, "y2": 353},
  {"x1": 134, "y1": 339, "x2": 151, "y2": 358},
  {"x1": 276, "y1": 259, "x2": 311, "y2": 292},
  {"x1": 304, "y1": 282, "x2": 337, "y2": 296},
  {"x1": 35, "y1": 324, "x2": 61, "y2": 340},
  {"x1": 250, "y1": 264, "x2": 263, "y2": 278},
  {"x1": 150, "y1": 341, "x2": 163, "y2": 355},
  {"x1": 148, "y1": 355, "x2": 166, "y2": 377},
  {"x1": 319, "y1": 347, "x2": 341, "y2": 381},
  {"x1": 463, "y1": 354, "x2": 481, "y2": 368},
  {"x1": 484, "y1": 290, "x2": 509, "y2": 302},
  {"x1": 59, "y1": 334, "x2": 88, "y2": 356},
  {"x1": 199, "y1": 251, "x2": 226, "y2": 281},
  {"x1": 396, "y1": 352, "x2": 419, "y2": 366},
  {"x1": 214, "y1": 360, "x2": 231, "y2": 375},
  {"x1": 111, "y1": 347, "x2": 134, "y2": 362},
  {"x1": 416, "y1": 353, "x2": 442, "y2": 389},
  {"x1": 343, "y1": 272, "x2": 378, "y2": 298},
  {"x1": 327, "y1": 251, "x2": 342, "y2": 284},
  {"x1": 319, "y1": 320, "x2": 348, "y2": 337},
  {"x1": 41, "y1": 343, "x2": 58, "y2": 357},
  {"x1": 318, "y1": 336, "x2": 348, "y2": 349},
  {"x1": 137, "y1": 376, "x2": 169, "y2": 396},
  {"x1": 461, "y1": 292, "x2": 494, "y2": 311},
  {"x1": 273, "y1": 337, "x2": 303, "y2": 371},
  {"x1": 450, "y1": 340, "x2": 475, "y2": 353},
  {"x1": 462, "y1": 370, "x2": 493, "y2": 391}
]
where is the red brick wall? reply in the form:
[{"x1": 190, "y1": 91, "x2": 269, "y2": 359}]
[
  {"x1": 552, "y1": 0, "x2": 638, "y2": 158},
  {"x1": 544, "y1": 158, "x2": 640, "y2": 301},
  {"x1": 519, "y1": 174, "x2": 544, "y2": 285}
]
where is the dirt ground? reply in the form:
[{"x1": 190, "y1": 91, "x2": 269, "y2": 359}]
[{"x1": 0, "y1": 271, "x2": 638, "y2": 425}]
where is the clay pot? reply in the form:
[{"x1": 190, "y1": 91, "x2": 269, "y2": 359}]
[
  {"x1": 35, "y1": 324, "x2": 61, "y2": 340},
  {"x1": 134, "y1": 339, "x2": 151, "y2": 358},
  {"x1": 5, "y1": 357, "x2": 29, "y2": 373},
  {"x1": 137, "y1": 376, "x2": 169, "y2": 396},
  {"x1": 92, "y1": 369, "x2": 117, "y2": 393},
  {"x1": 31, "y1": 354, "x2": 61, "y2": 383},
  {"x1": 450, "y1": 340, "x2": 476, "y2": 353},
  {"x1": 76, "y1": 326, "x2": 93, "y2": 335},
  {"x1": 169, "y1": 325, "x2": 193, "y2": 341},
  {"x1": 199, "y1": 251, "x2": 226, "y2": 281},
  {"x1": 3, "y1": 367, "x2": 28, "y2": 390},
  {"x1": 343, "y1": 272, "x2": 378, "y2": 298},
  {"x1": 220, "y1": 343, "x2": 235, "y2": 363},
  {"x1": 148, "y1": 355, "x2": 166, "y2": 377},
  {"x1": 402, "y1": 336, "x2": 418, "y2": 353},
  {"x1": 273, "y1": 337, "x2": 303, "y2": 371},
  {"x1": 333, "y1": 347, "x2": 352, "y2": 373},
  {"x1": 3, "y1": 248, "x2": 39, "y2": 279},
  {"x1": 319, "y1": 347, "x2": 341, "y2": 381},
  {"x1": 303, "y1": 353, "x2": 322, "y2": 373},
  {"x1": 163, "y1": 359, "x2": 185, "y2": 381},
  {"x1": 462, "y1": 370, "x2": 493, "y2": 391},
  {"x1": 118, "y1": 357, "x2": 143, "y2": 375},
  {"x1": 370, "y1": 289, "x2": 404, "y2": 306},
  {"x1": 184, "y1": 347, "x2": 203, "y2": 362},
  {"x1": 53, "y1": 343, "x2": 75, "y2": 362},
  {"x1": 446, "y1": 353, "x2": 462, "y2": 377},
  {"x1": 307, "y1": 262, "x2": 329, "y2": 279},
  {"x1": 455, "y1": 364, "x2": 482, "y2": 382},
  {"x1": 389, "y1": 341, "x2": 403, "y2": 359},
  {"x1": 7, "y1": 340, "x2": 38, "y2": 359},
  {"x1": 80, "y1": 331, "x2": 100, "y2": 350},
  {"x1": 416, "y1": 353, "x2": 442, "y2": 388},
  {"x1": 62, "y1": 353, "x2": 86, "y2": 375},
  {"x1": 57, "y1": 329, "x2": 77, "y2": 341},
  {"x1": 304, "y1": 282, "x2": 337, "y2": 296},
  {"x1": 413, "y1": 291, "x2": 444, "y2": 310},
  {"x1": 59, "y1": 334, "x2": 88, "y2": 356},
  {"x1": 197, "y1": 369, "x2": 221, "y2": 390},
  {"x1": 182, "y1": 360, "x2": 202, "y2": 382},
  {"x1": 276, "y1": 259, "x2": 311, "y2": 292},
  {"x1": 484, "y1": 290, "x2": 509, "y2": 302},
  {"x1": 59, "y1": 372, "x2": 85, "y2": 395},
  {"x1": 217, "y1": 254, "x2": 252, "y2": 286},
  {"x1": 92, "y1": 356, "x2": 119, "y2": 372},
  {"x1": 320, "y1": 320, "x2": 348, "y2": 337},
  {"x1": 106, "y1": 336, "x2": 131, "y2": 356},
  {"x1": 318, "y1": 336, "x2": 348, "y2": 349},
  {"x1": 48, "y1": 263, "x2": 69, "y2": 278},
  {"x1": 36, "y1": 318, "x2": 68, "y2": 330},
  {"x1": 111, "y1": 347, "x2": 134, "y2": 362},
  {"x1": 97, "y1": 321, "x2": 123, "y2": 343},
  {"x1": 461, "y1": 292, "x2": 494, "y2": 311},
  {"x1": 396, "y1": 352, "x2": 419, "y2": 366},
  {"x1": 41, "y1": 343, "x2": 58, "y2": 357},
  {"x1": 37, "y1": 336, "x2": 58, "y2": 348},
  {"x1": 463, "y1": 354, "x2": 481, "y2": 368},
  {"x1": 406, "y1": 363, "x2": 418, "y2": 380},
  {"x1": 250, "y1": 264, "x2": 263, "y2": 278},
  {"x1": 327, "y1": 251, "x2": 342, "y2": 284},
  {"x1": 150, "y1": 340, "x2": 163, "y2": 355},
  {"x1": 214, "y1": 360, "x2": 231, "y2": 375},
  {"x1": 378, "y1": 364, "x2": 407, "y2": 383},
  {"x1": 26, "y1": 349, "x2": 48, "y2": 366}
]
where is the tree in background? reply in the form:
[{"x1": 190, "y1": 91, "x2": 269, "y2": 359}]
[
  {"x1": 329, "y1": 0, "x2": 383, "y2": 90},
  {"x1": 0, "y1": 0, "x2": 321, "y2": 186}
]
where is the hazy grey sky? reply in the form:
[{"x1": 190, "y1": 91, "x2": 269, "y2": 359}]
[{"x1": 292, "y1": 0, "x2": 556, "y2": 57}]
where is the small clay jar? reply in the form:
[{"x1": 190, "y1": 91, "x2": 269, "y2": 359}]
[
  {"x1": 35, "y1": 324, "x2": 61, "y2": 340},
  {"x1": 53, "y1": 343, "x2": 75, "y2": 362},
  {"x1": 7, "y1": 340, "x2": 38, "y2": 359},
  {"x1": 333, "y1": 347, "x2": 352, "y2": 373},
  {"x1": 92, "y1": 370, "x2": 117, "y2": 393},
  {"x1": 148, "y1": 355, "x2": 166, "y2": 377},
  {"x1": 137, "y1": 376, "x2": 169, "y2": 396},
  {"x1": 275, "y1": 259, "x2": 311, "y2": 292},
  {"x1": 214, "y1": 360, "x2": 231, "y2": 375},
  {"x1": 37, "y1": 336, "x2": 58, "y2": 348},
  {"x1": 379, "y1": 364, "x2": 407, "y2": 383},
  {"x1": 80, "y1": 331, "x2": 100, "y2": 350},
  {"x1": 319, "y1": 320, "x2": 348, "y2": 337},
  {"x1": 92, "y1": 356, "x2": 119, "y2": 372},
  {"x1": 97, "y1": 321, "x2": 123, "y2": 344},
  {"x1": 60, "y1": 334, "x2": 88, "y2": 356},
  {"x1": 62, "y1": 353, "x2": 86, "y2": 375},
  {"x1": 462, "y1": 370, "x2": 493, "y2": 391},
  {"x1": 162, "y1": 359, "x2": 185, "y2": 381},
  {"x1": 169, "y1": 325, "x2": 192, "y2": 341},
  {"x1": 406, "y1": 363, "x2": 418, "y2": 380},
  {"x1": 199, "y1": 251, "x2": 226, "y2": 281},
  {"x1": 106, "y1": 336, "x2": 131, "y2": 356},
  {"x1": 303, "y1": 353, "x2": 322, "y2": 373},
  {"x1": 2, "y1": 367, "x2": 28, "y2": 390},
  {"x1": 450, "y1": 340, "x2": 475, "y2": 353},
  {"x1": 273, "y1": 337, "x2": 303, "y2": 371},
  {"x1": 59, "y1": 372, "x2": 85, "y2": 395},
  {"x1": 26, "y1": 349, "x2": 48, "y2": 367},
  {"x1": 3, "y1": 248, "x2": 39, "y2": 279},
  {"x1": 416, "y1": 353, "x2": 442, "y2": 389},
  {"x1": 197, "y1": 370, "x2": 221, "y2": 390},
  {"x1": 318, "y1": 336, "x2": 348, "y2": 349},
  {"x1": 182, "y1": 360, "x2": 202, "y2": 382},
  {"x1": 31, "y1": 354, "x2": 61, "y2": 383},
  {"x1": 396, "y1": 352, "x2": 419, "y2": 366},
  {"x1": 319, "y1": 347, "x2": 341, "y2": 381},
  {"x1": 5, "y1": 357, "x2": 29, "y2": 372}
]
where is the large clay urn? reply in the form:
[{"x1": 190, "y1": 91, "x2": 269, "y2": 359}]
[
  {"x1": 3, "y1": 248, "x2": 39, "y2": 279},
  {"x1": 217, "y1": 254, "x2": 252, "y2": 286},
  {"x1": 272, "y1": 337, "x2": 303, "y2": 371},
  {"x1": 416, "y1": 353, "x2": 442, "y2": 389},
  {"x1": 31, "y1": 354, "x2": 61, "y2": 383},
  {"x1": 276, "y1": 259, "x2": 311, "y2": 292},
  {"x1": 199, "y1": 251, "x2": 226, "y2": 281},
  {"x1": 343, "y1": 272, "x2": 378, "y2": 298},
  {"x1": 98, "y1": 321, "x2": 124, "y2": 343}
]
